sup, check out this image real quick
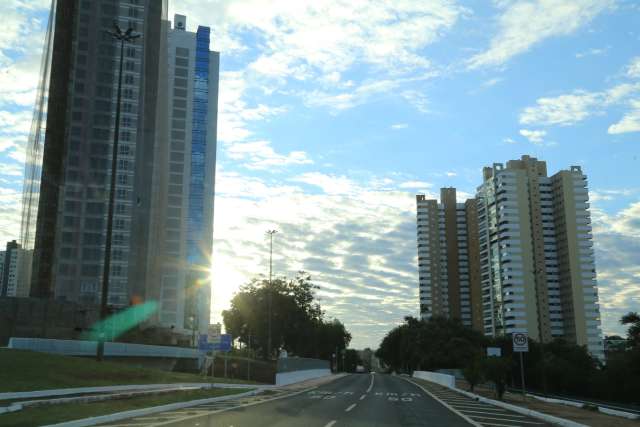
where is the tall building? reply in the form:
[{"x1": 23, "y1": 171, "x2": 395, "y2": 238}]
[
  {"x1": 152, "y1": 15, "x2": 219, "y2": 335},
  {"x1": 0, "y1": 240, "x2": 32, "y2": 297},
  {"x1": 416, "y1": 188, "x2": 482, "y2": 330},
  {"x1": 27, "y1": 0, "x2": 168, "y2": 307},
  {"x1": 476, "y1": 155, "x2": 603, "y2": 359}
]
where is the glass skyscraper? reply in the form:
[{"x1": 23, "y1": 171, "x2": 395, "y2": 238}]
[
  {"x1": 26, "y1": 0, "x2": 167, "y2": 308},
  {"x1": 155, "y1": 15, "x2": 219, "y2": 335}
]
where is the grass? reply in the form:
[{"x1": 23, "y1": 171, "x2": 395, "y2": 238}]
[
  {"x1": 0, "y1": 387, "x2": 250, "y2": 427},
  {"x1": 0, "y1": 349, "x2": 261, "y2": 393}
]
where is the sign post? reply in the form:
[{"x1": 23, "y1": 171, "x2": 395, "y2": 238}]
[{"x1": 512, "y1": 332, "x2": 529, "y2": 400}]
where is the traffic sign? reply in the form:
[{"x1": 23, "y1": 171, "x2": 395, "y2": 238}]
[
  {"x1": 198, "y1": 333, "x2": 232, "y2": 352},
  {"x1": 512, "y1": 332, "x2": 529, "y2": 352},
  {"x1": 486, "y1": 347, "x2": 502, "y2": 357}
]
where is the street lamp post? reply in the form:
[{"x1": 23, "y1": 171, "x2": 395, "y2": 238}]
[
  {"x1": 96, "y1": 24, "x2": 141, "y2": 361},
  {"x1": 266, "y1": 230, "x2": 278, "y2": 359}
]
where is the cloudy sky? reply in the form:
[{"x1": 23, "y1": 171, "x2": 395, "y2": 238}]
[{"x1": 1, "y1": 0, "x2": 639, "y2": 349}]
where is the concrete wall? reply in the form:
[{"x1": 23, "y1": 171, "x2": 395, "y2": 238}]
[
  {"x1": 0, "y1": 297, "x2": 100, "y2": 346},
  {"x1": 275, "y1": 369, "x2": 332, "y2": 386},
  {"x1": 412, "y1": 370, "x2": 456, "y2": 388}
]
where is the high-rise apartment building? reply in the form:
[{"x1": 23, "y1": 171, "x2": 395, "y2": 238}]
[
  {"x1": 476, "y1": 156, "x2": 603, "y2": 359},
  {"x1": 0, "y1": 240, "x2": 32, "y2": 297},
  {"x1": 415, "y1": 156, "x2": 604, "y2": 360},
  {"x1": 27, "y1": 0, "x2": 167, "y2": 307},
  {"x1": 416, "y1": 188, "x2": 482, "y2": 330},
  {"x1": 152, "y1": 15, "x2": 219, "y2": 334}
]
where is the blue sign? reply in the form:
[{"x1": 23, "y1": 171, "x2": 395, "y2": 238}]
[{"x1": 198, "y1": 333, "x2": 232, "y2": 352}]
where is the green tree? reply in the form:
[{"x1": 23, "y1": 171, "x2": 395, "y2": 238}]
[
  {"x1": 222, "y1": 272, "x2": 350, "y2": 360},
  {"x1": 621, "y1": 312, "x2": 640, "y2": 348},
  {"x1": 462, "y1": 354, "x2": 484, "y2": 393},
  {"x1": 483, "y1": 356, "x2": 511, "y2": 400}
]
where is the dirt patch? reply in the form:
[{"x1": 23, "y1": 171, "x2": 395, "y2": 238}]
[{"x1": 458, "y1": 381, "x2": 638, "y2": 427}]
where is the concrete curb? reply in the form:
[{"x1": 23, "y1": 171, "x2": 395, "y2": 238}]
[
  {"x1": 0, "y1": 384, "x2": 249, "y2": 413},
  {"x1": 447, "y1": 386, "x2": 587, "y2": 427},
  {"x1": 41, "y1": 388, "x2": 260, "y2": 427},
  {"x1": 0, "y1": 382, "x2": 262, "y2": 401}
]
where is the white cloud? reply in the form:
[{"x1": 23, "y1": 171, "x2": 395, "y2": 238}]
[
  {"x1": 468, "y1": 0, "x2": 614, "y2": 69},
  {"x1": 519, "y1": 128, "x2": 546, "y2": 144},
  {"x1": 401, "y1": 90, "x2": 430, "y2": 114},
  {"x1": 590, "y1": 201, "x2": 640, "y2": 336},
  {"x1": 608, "y1": 100, "x2": 640, "y2": 134},
  {"x1": 504, "y1": 137, "x2": 518, "y2": 144},
  {"x1": 225, "y1": 140, "x2": 313, "y2": 170},
  {"x1": 520, "y1": 90, "x2": 602, "y2": 126},
  {"x1": 520, "y1": 83, "x2": 640, "y2": 128},
  {"x1": 398, "y1": 181, "x2": 433, "y2": 189},
  {"x1": 391, "y1": 123, "x2": 408, "y2": 130},
  {"x1": 291, "y1": 172, "x2": 357, "y2": 196},
  {"x1": 575, "y1": 47, "x2": 607, "y2": 59},
  {"x1": 445, "y1": 171, "x2": 457, "y2": 177},
  {"x1": 212, "y1": 171, "x2": 421, "y2": 348},
  {"x1": 626, "y1": 56, "x2": 640, "y2": 79}
]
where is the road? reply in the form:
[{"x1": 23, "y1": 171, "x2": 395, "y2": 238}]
[{"x1": 105, "y1": 374, "x2": 550, "y2": 427}]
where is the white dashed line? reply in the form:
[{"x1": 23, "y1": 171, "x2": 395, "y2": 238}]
[
  {"x1": 366, "y1": 374, "x2": 374, "y2": 393},
  {"x1": 360, "y1": 394, "x2": 366, "y2": 400},
  {"x1": 324, "y1": 421, "x2": 337, "y2": 427},
  {"x1": 345, "y1": 403, "x2": 357, "y2": 412}
]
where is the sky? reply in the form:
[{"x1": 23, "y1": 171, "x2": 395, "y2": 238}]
[{"x1": 0, "y1": 0, "x2": 639, "y2": 349}]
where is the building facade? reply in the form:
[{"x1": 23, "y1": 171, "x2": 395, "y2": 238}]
[
  {"x1": 0, "y1": 241, "x2": 33, "y2": 298},
  {"x1": 476, "y1": 156, "x2": 603, "y2": 359},
  {"x1": 153, "y1": 15, "x2": 219, "y2": 335},
  {"x1": 416, "y1": 156, "x2": 604, "y2": 359},
  {"x1": 416, "y1": 188, "x2": 482, "y2": 330},
  {"x1": 27, "y1": 0, "x2": 167, "y2": 307}
]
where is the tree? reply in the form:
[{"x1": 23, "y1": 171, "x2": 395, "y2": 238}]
[
  {"x1": 375, "y1": 316, "x2": 487, "y2": 373},
  {"x1": 462, "y1": 354, "x2": 484, "y2": 392},
  {"x1": 483, "y1": 356, "x2": 511, "y2": 400},
  {"x1": 621, "y1": 312, "x2": 640, "y2": 348},
  {"x1": 222, "y1": 272, "x2": 350, "y2": 360}
]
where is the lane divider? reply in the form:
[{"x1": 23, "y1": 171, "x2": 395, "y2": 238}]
[
  {"x1": 359, "y1": 394, "x2": 366, "y2": 401},
  {"x1": 324, "y1": 421, "x2": 336, "y2": 427},
  {"x1": 366, "y1": 374, "x2": 374, "y2": 393},
  {"x1": 345, "y1": 403, "x2": 357, "y2": 412}
]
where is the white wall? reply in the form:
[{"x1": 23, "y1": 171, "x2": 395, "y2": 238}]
[
  {"x1": 275, "y1": 369, "x2": 331, "y2": 386},
  {"x1": 412, "y1": 370, "x2": 456, "y2": 388}
]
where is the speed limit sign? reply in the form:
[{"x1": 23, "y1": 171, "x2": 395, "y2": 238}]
[{"x1": 512, "y1": 332, "x2": 529, "y2": 352}]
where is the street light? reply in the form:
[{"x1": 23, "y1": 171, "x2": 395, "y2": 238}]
[
  {"x1": 266, "y1": 229, "x2": 278, "y2": 359},
  {"x1": 96, "y1": 23, "x2": 141, "y2": 361}
]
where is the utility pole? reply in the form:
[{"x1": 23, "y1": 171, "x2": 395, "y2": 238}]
[
  {"x1": 266, "y1": 230, "x2": 278, "y2": 359},
  {"x1": 97, "y1": 23, "x2": 140, "y2": 361}
]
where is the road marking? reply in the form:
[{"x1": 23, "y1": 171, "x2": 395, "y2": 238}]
[
  {"x1": 366, "y1": 374, "x2": 374, "y2": 393},
  {"x1": 360, "y1": 394, "x2": 366, "y2": 400},
  {"x1": 479, "y1": 423, "x2": 522, "y2": 427},
  {"x1": 400, "y1": 378, "x2": 482, "y2": 427},
  {"x1": 388, "y1": 396, "x2": 399, "y2": 401},
  {"x1": 345, "y1": 403, "x2": 357, "y2": 412},
  {"x1": 460, "y1": 409, "x2": 523, "y2": 416},
  {"x1": 471, "y1": 415, "x2": 543, "y2": 424},
  {"x1": 401, "y1": 397, "x2": 413, "y2": 402},
  {"x1": 324, "y1": 421, "x2": 337, "y2": 427}
]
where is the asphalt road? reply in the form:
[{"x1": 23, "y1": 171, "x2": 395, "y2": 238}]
[{"x1": 158, "y1": 374, "x2": 472, "y2": 427}]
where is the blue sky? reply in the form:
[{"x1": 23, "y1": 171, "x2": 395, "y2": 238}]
[{"x1": 1, "y1": 0, "x2": 639, "y2": 349}]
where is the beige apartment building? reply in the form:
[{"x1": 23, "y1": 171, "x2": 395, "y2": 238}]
[
  {"x1": 416, "y1": 155, "x2": 604, "y2": 360},
  {"x1": 416, "y1": 188, "x2": 483, "y2": 330}
]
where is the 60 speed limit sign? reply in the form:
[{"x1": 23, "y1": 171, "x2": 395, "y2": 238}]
[{"x1": 512, "y1": 332, "x2": 529, "y2": 352}]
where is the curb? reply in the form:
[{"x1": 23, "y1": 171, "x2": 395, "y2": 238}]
[
  {"x1": 0, "y1": 382, "x2": 261, "y2": 401},
  {"x1": 41, "y1": 389, "x2": 260, "y2": 427}
]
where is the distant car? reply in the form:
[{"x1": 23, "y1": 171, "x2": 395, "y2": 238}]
[{"x1": 355, "y1": 365, "x2": 366, "y2": 373}]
